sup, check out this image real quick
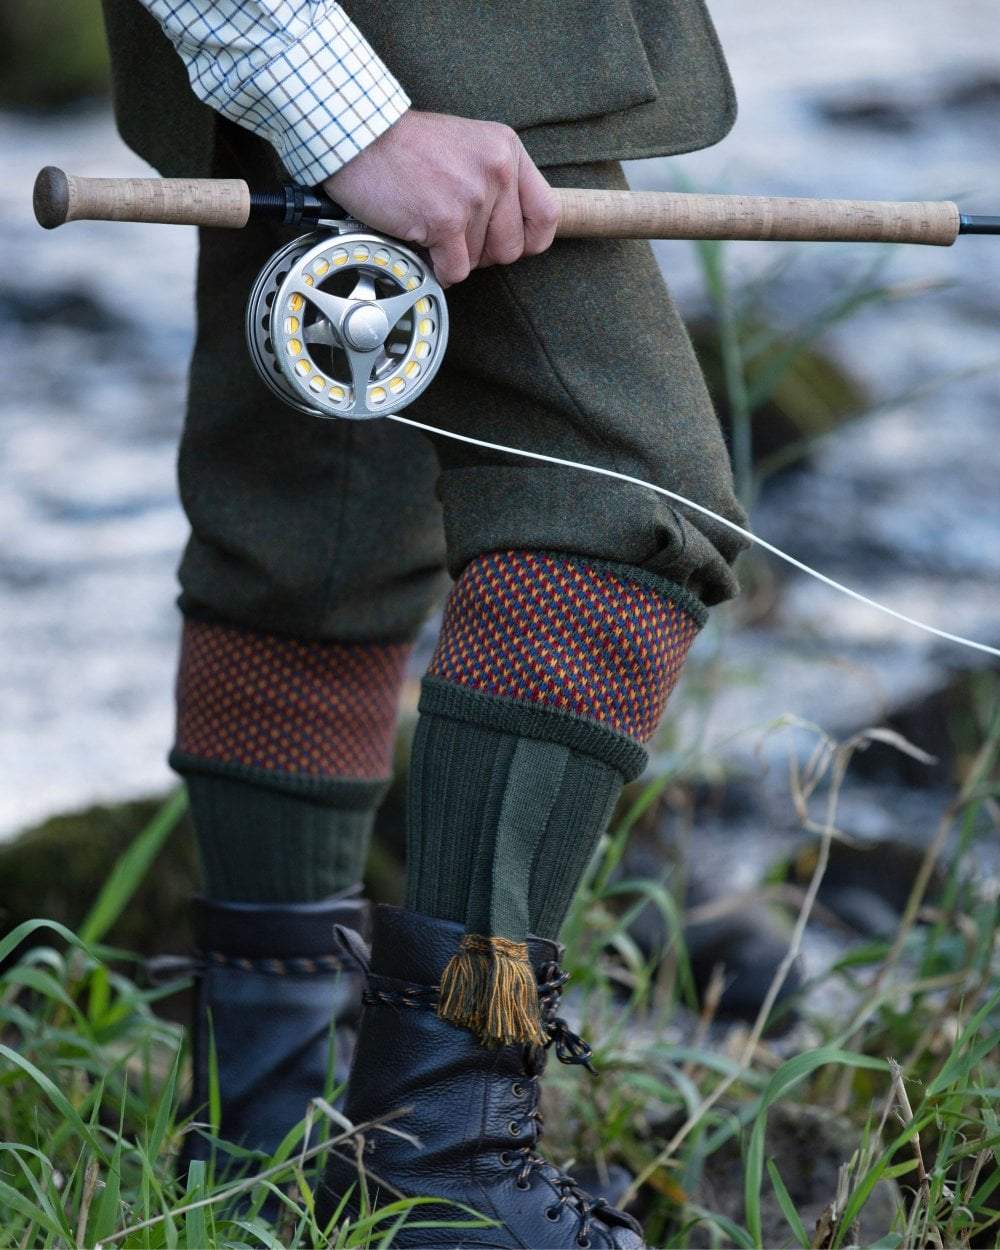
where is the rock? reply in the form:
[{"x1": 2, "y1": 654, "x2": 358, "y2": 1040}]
[
  {"x1": 0, "y1": 285, "x2": 128, "y2": 335},
  {"x1": 788, "y1": 837, "x2": 946, "y2": 936},
  {"x1": 0, "y1": 797, "x2": 199, "y2": 961},
  {"x1": 615, "y1": 804, "x2": 804, "y2": 1028},
  {"x1": 814, "y1": 885, "x2": 903, "y2": 939},
  {"x1": 845, "y1": 667, "x2": 1000, "y2": 789},
  {"x1": 814, "y1": 92, "x2": 918, "y2": 133},
  {"x1": 687, "y1": 319, "x2": 867, "y2": 478},
  {"x1": 0, "y1": 788, "x2": 410, "y2": 963},
  {"x1": 682, "y1": 905, "x2": 803, "y2": 1029},
  {"x1": 816, "y1": 70, "x2": 1000, "y2": 131},
  {"x1": 940, "y1": 73, "x2": 1000, "y2": 111},
  {"x1": 624, "y1": 888, "x2": 805, "y2": 1030}
]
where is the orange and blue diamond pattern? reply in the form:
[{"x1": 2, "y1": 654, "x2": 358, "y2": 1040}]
[
  {"x1": 428, "y1": 551, "x2": 700, "y2": 744},
  {"x1": 175, "y1": 619, "x2": 411, "y2": 781}
]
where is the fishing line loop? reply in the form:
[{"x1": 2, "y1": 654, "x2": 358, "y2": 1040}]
[{"x1": 386, "y1": 413, "x2": 1000, "y2": 661}]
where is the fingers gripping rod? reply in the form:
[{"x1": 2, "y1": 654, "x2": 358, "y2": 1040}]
[{"x1": 32, "y1": 165, "x2": 1000, "y2": 243}]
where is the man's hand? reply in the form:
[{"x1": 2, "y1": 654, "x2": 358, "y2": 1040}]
[{"x1": 323, "y1": 110, "x2": 560, "y2": 287}]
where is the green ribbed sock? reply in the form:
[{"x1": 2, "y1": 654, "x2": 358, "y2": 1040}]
[
  {"x1": 183, "y1": 772, "x2": 386, "y2": 903},
  {"x1": 405, "y1": 713, "x2": 622, "y2": 941},
  {"x1": 526, "y1": 748, "x2": 623, "y2": 940}
]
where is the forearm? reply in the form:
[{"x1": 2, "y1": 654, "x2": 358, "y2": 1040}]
[{"x1": 138, "y1": 0, "x2": 410, "y2": 183}]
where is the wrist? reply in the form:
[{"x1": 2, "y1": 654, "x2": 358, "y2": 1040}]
[{"x1": 325, "y1": 107, "x2": 413, "y2": 190}]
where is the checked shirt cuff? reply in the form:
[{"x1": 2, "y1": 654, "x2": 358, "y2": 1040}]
[
  {"x1": 155, "y1": 0, "x2": 413, "y2": 187},
  {"x1": 236, "y1": 17, "x2": 410, "y2": 185}
]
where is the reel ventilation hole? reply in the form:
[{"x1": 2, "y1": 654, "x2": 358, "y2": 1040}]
[{"x1": 246, "y1": 231, "x2": 448, "y2": 420}]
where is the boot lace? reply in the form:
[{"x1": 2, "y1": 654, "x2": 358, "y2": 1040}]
[
  {"x1": 499, "y1": 960, "x2": 642, "y2": 1246},
  {"x1": 538, "y1": 962, "x2": 597, "y2": 1074}
]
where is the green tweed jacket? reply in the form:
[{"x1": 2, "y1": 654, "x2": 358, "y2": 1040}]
[{"x1": 101, "y1": 0, "x2": 736, "y2": 179}]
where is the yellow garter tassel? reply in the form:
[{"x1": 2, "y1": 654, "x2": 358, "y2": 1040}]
[{"x1": 438, "y1": 933, "x2": 546, "y2": 1047}]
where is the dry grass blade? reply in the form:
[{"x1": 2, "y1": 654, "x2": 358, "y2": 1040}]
[
  {"x1": 837, "y1": 717, "x2": 1000, "y2": 1059},
  {"x1": 889, "y1": 1059, "x2": 930, "y2": 1190},
  {"x1": 74, "y1": 1155, "x2": 100, "y2": 1249},
  {"x1": 624, "y1": 725, "x2": 868, "y2": 1205}
]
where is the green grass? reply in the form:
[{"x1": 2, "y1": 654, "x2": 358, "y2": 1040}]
[
  {"x1": 0, "y1": 912, "x2": 494, "y2": 1248},
  {"x1": 550, "y1": 696, "x2": 1000, "y2": 1248},
  {"x1": 1, "y1": 698, "x2": 997, "y2": 1246}
]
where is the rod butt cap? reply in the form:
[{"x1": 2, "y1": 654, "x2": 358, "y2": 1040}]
[{"x1": 33, "y1": 166, "x2": 70, "y2": 229}]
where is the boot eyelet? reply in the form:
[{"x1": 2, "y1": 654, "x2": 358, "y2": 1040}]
[
  {"x1": 577, "y1": 1238, "x2": 591, "y2": 1248},
  {"x1": 499, "y1": 1151, "x2": 513, "y2": 1167},
  {"x1": 508, "y1": 1120, "x2": 522, "y2": 1136},
  {"x1": 545, "y1": 1205, "x2": 561, "y2": 1221},
  {"x1": 511, "y1": 1081, "x2": 525, "y2": 1097},
  {"x1": 516, "y1": 1178, "x2": 531, "y2": 1191}
]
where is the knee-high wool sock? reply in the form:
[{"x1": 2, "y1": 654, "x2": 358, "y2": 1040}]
[
  {"x1": 404, "y1": 549, "x2": 705, "y2": 1045},
  {"x1": 170, "y1": 618, "x2": 411, "y2": 903}
]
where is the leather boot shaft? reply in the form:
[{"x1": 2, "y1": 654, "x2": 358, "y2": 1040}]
[
  {"x1": 320, "y1": 905, "x2": 644, "y2": 1248},
  {"x1": 186, "y1": 891, "x2": 368, "y2": 1162}
]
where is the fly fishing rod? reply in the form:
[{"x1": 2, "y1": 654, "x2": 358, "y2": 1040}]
[
  {"x1": 30, "y1": 166, "x2": 1000, "y2": 661},
  {"x1": 33, "y1": 165, "x2": 1000, "y2": 424}
]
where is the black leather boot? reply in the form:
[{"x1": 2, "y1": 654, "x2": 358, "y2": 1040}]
[
  {"x1": 318, "y1": 905, "x2": 645, "y2": 1249},
  {"x1": 184, "y1": 890, "x2": 368, "y2": 1164}
]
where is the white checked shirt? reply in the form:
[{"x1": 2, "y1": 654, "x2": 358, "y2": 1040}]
[{"x1": 140, "y1": 0, "x2": 411, "y2": 185}]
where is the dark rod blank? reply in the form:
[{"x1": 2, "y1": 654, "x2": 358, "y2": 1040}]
[{"x1": 959, "y1": 215, "x2": 1000, "y2": 235}]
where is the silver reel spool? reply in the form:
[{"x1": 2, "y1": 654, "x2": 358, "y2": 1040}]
[{"x1": 246, "y1": 229, "x2": 448, "y2": 419}]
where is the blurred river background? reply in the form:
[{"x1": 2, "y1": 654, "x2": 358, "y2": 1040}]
[{"x1": 1, "y1": 1, "x2": 998, "y2": 913}]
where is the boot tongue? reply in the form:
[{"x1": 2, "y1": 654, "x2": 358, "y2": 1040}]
[
  {"x1": 526, "y1": 933, "x2": 563, "y2": 969},
  {"x1": 332, "y1": 923, "x2": 370, "y2": 974}
]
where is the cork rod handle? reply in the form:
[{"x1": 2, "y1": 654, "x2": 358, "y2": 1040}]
[
  {"x1": 552, "y1": 188, "x2": 961, "y2": 247},
  {"x1": 33, "y1": 167, "x2": 962, "y2": 247},
  {"x1": 33, "y1": 166, "x2": 252, "y2": 230}
]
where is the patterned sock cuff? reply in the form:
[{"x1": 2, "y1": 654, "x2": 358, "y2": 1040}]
[
  {"x1": 424, "y1": 549, "x2": 704, "y2": 779},
  {"x1": 173, "y1": 618, "x2": 412, "y2": 798}
]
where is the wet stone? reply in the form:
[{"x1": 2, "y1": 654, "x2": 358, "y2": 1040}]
[
  {"x1": 0, "y1": 284, "x2": 127, "y2": 334},
  {"x1": 814, "y1": 91, "x2": 919, "y2": 132},
  {"x1": 786, "y1": 836, "x2": 948, "y2": 937}
]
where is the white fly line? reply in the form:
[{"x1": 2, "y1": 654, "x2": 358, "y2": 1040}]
[{"x1": 387, "y1": 412, "x2": 1000, "y2": 661}]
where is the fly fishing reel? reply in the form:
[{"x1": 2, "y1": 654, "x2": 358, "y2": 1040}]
[{"x1": 246, "y1": 226, "x2": 448, "y2": 419}]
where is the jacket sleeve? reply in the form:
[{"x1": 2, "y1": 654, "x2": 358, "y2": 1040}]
[{"x1": 137, "y1": 0, "x2": 410, "y2": 184}]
